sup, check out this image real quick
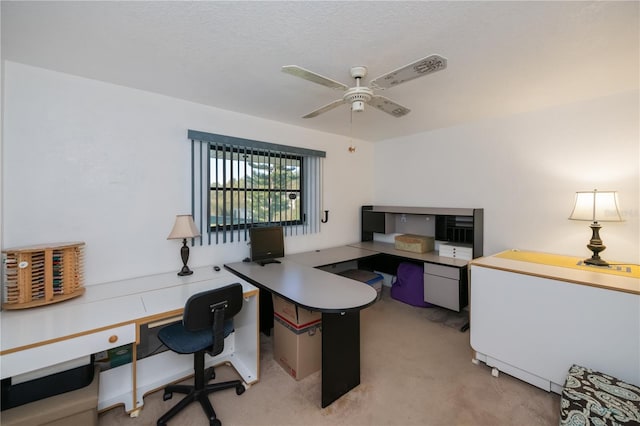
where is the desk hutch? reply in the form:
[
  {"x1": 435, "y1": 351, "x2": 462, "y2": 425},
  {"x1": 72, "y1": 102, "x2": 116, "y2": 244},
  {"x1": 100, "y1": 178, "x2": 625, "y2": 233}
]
[{"x1": 354, "y1": 205, "x2": 484, "y2": 311}]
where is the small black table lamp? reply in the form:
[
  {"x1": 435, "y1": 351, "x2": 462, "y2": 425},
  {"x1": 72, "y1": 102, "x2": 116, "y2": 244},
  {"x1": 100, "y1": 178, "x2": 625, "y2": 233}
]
[
  {"x1": 167, "y1": 214, "x2": 200, "y2": 276},
  {"x1": 569, "y1": 189, "x2": 623, "y2": 267}
]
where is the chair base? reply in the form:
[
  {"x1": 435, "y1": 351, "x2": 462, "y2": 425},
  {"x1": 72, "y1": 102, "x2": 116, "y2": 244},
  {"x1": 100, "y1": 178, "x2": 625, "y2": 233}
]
[
  {"x1": 157, "y1": 365, "x2": 245, "y2": 426},
  {"x1": 156, "y1": 285, "x2": 245, "y2": 426}
]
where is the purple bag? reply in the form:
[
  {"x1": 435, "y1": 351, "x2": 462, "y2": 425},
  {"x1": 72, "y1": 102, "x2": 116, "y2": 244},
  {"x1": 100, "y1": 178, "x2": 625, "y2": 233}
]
[{"x1": 390, "y1": 262, "x2": 432, "y2": 307}]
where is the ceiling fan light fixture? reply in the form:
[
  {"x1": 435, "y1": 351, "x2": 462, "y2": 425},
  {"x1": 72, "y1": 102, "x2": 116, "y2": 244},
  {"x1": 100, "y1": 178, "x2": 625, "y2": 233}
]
[
  {"x1": 352, "y1": 100, "x2": 365, "y2": 112},
  {"x1": 346, "y1": 88, "x2": 372, "y2": 113}
]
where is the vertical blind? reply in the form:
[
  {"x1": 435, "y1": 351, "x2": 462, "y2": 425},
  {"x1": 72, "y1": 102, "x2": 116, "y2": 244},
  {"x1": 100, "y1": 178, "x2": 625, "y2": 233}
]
[{"x1": 187, "y1": 130, "x2": 326, "y2": 245}]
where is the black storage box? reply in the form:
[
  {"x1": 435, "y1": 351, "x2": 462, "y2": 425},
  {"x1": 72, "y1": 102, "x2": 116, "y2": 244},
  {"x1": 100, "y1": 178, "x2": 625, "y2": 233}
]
[{"x1": 1, "y1": 357, "x2": 95, "y2": 411}]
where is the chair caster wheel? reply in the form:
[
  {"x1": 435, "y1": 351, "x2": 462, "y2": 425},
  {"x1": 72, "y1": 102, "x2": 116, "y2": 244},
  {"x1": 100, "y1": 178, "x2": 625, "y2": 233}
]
[
  {"x1": 210, "y1": 419, "x2": 222, "y2": 426},
  {"x1": 163, "y1": 391, "x2": 173, "y2": 401},
  {"x1": 236, "y1": 384, "x2": 245, "y2": 395}
]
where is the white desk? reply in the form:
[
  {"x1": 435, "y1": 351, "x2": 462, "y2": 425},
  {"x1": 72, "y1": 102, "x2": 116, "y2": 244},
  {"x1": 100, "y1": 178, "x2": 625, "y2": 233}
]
[
  {"x1": 226, "y1": 250, "x2": 378, "y2": 408},
  {"x1": 0, "y1": 266, "x2": 259, "y2": 414}
]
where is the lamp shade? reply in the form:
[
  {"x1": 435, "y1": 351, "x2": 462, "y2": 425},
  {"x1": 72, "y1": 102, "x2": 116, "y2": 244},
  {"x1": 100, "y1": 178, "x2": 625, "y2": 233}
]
[
  {"x1": 167, "y1": 215, "x2": 200, "y2": 239},
  {"x1": 569, "y1": 190, "x2": 623, "y2": 222}
]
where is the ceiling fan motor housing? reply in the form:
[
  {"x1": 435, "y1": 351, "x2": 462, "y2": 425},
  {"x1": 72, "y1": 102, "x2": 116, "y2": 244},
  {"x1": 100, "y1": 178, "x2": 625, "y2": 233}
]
[{"x1": 344, "y1": 87, "x2": 373, "y2": 112}]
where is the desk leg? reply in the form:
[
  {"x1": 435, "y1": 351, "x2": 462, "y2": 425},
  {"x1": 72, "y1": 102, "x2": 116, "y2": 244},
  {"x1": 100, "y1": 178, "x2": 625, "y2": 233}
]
[{"x1": 321, "y1": 311, "x2": 360, "y2": 408}]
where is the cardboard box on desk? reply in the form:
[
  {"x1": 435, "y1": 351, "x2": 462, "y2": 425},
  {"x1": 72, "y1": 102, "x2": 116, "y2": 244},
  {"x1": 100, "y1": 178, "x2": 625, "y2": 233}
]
[
  {"x1": 272, "y1": 295, "x2": 321, "y2": 380},
  {"x1": 395, "y1": 234, "x2": 434, "y2": 253}
]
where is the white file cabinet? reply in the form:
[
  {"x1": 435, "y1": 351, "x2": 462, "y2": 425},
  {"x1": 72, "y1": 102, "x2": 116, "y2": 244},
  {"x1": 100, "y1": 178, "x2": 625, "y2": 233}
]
[{"x1": 439, "y1": 243, "x2": 473, "y2": 261}]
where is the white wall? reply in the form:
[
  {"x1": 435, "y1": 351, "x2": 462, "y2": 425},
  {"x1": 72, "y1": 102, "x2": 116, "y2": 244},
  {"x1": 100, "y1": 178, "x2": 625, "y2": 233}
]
[
  {"x1": 2, "y1": 61, "x2": 374, "y2": 285},
  {"x1": 4, "y1": 61, "x2": 638, "y2": 288},
  {"x1": 374, "y1": 90, "x2": 639, "y2": 264}
]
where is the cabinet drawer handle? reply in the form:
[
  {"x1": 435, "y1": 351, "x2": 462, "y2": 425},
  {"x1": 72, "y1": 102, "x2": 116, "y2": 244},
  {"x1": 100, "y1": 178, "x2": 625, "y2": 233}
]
[{"x1": 108, "y1": 335, "x2": 118, "y2": 344}]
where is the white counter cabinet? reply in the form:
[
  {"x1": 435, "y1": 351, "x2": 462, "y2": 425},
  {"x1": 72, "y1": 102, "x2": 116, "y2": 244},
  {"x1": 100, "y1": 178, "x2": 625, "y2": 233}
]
[{"x1": 470, "y1": 250, "x2": 639, "y2": 392}]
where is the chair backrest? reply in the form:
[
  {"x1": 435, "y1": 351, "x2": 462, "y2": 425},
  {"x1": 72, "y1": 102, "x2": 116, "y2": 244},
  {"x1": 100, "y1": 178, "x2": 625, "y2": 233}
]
[{"x1": 183, "y1": 283, "x2": 243, "y2": 332}]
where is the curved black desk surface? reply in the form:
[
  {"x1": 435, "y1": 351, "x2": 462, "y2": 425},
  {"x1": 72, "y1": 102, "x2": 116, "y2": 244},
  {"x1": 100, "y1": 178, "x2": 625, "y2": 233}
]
[{"x1": 225, "y1": 246, "x2": 378, "y2": 408}]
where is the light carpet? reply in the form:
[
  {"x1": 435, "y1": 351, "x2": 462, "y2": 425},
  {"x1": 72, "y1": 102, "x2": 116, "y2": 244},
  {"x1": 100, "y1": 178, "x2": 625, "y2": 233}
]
[{"x1": 98, "y1": 289, "x2": 559, "y2": 426}]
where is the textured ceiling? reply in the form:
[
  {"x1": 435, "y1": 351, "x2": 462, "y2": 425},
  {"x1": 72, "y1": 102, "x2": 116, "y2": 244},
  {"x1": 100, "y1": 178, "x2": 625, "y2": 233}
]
[{"x1": 2, "y1": 1, "x2": 638, "y2": 142}]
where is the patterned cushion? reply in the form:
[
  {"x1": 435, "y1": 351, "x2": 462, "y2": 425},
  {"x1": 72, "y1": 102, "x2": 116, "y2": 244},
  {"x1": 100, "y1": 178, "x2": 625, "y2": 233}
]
[{"x1": 560, "y1": 364, "x2": 640, "y2": 425}]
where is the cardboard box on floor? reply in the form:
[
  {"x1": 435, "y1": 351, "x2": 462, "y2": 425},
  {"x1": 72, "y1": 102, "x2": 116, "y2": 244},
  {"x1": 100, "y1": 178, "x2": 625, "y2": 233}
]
[{"x1": 272, "y1": 295, "x2": 321, "y2": 380}]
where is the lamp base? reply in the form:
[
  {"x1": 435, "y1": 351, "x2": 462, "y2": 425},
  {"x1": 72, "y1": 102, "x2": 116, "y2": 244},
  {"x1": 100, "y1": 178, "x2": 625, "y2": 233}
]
[
  {"x1": 177, "y1": 266, "x2": 193, "y2": 276},
  {"x1": 584, "y1": 221, "x2": 609, "y2": 267},
  {"x1": 177, "y1": 239, "x2": 193, "y2": 276},
  {"x1": 583, "y1": 257, "x2": 609, "y2": 267}
]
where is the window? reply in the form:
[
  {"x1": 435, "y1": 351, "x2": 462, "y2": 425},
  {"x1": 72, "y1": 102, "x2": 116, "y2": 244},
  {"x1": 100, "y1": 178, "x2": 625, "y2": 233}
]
[
  {"x1": 210, "y1": 146, "x2": 302, "y2": 230},
  {"x1": 188, "y1": 130, "x2": 326, "y2": 244}
]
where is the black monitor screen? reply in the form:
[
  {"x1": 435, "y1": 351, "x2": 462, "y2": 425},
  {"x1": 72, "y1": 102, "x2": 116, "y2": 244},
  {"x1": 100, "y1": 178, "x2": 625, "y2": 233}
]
[{"x1": 250, "y1": 226, "x2": 284, "y2": 265}]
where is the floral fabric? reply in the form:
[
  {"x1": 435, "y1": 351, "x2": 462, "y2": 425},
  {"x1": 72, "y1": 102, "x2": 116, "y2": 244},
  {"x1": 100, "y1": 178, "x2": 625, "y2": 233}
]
[{"x1": 560, "y1": 364, "x2": 640, "y2": 426}]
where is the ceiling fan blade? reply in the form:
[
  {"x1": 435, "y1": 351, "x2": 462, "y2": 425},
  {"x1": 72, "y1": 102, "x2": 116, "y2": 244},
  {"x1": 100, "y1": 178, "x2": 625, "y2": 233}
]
[
  {"x1": 370, "y1": 54, "x2": 447, "y2": 90},
  {"x1": 302, "y1": 99, "x2": 347, "y2": 119},
  {"x1": 282, "y1": 65, "x2": 349, "y2": 91},
  {"x1": 368, "y1": 95, "x2": 411, "y2": 118}
]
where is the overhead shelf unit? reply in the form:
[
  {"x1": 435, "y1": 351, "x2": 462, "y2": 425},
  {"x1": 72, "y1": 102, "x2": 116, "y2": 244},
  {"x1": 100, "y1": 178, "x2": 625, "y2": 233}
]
[
  {"x1": 359, "y1": 205, "x2": 484, "y2": 312},
  {"x1": 2, "y1": 242, "x2": 85, "y2": 310},
  {"x1": 361, "y1": 205, "x2": 483, "y2": 259}
]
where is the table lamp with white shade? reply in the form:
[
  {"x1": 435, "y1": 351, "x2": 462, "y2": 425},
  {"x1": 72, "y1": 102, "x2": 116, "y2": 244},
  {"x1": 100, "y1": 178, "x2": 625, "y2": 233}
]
[
  {"x1": 569, "y1": 189, "x2": 623, "y2": 267},
  {"x1": 167, "y1": 214, "x2": 200, "y2": 276}
]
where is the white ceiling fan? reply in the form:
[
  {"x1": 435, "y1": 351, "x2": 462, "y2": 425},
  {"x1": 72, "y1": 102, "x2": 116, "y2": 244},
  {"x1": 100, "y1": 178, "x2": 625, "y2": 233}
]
[{"x1": 282, "y1": 54, "x2": 447, "y2": 119}]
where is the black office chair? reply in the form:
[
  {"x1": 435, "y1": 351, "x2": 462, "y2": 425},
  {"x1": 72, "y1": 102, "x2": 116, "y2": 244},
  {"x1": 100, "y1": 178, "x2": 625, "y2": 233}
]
[{"x1": 157, "y1": 283, "x2": 245, "y2": 426}]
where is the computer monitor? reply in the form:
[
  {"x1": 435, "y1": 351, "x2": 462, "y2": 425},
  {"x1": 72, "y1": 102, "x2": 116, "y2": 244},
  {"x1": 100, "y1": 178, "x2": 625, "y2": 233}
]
[{"x1": 249, "y1": 226, "x2": 284, "y2": 266}]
